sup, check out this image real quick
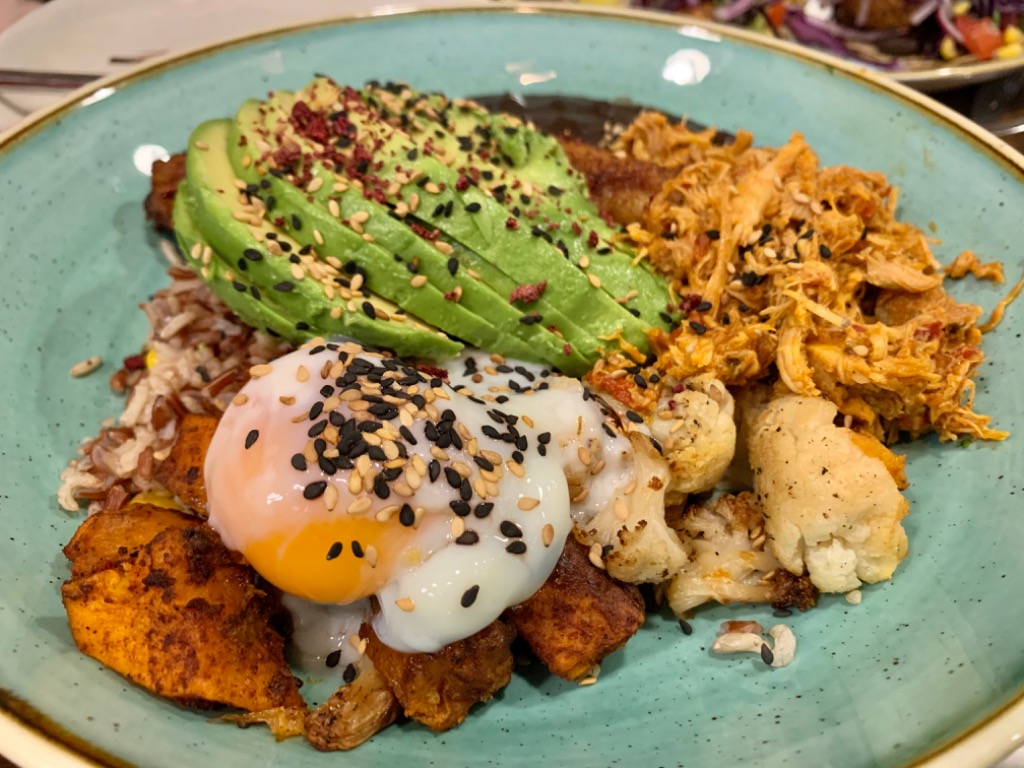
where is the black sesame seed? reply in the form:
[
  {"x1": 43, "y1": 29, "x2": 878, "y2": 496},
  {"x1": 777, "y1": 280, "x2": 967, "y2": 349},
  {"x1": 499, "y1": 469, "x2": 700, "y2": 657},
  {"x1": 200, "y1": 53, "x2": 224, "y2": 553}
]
[
  {"x1": 291, "y1": 454, "x2": 307, "y2": 471},
  {"x1": 326, "y1": 542, "x2": 343, "y2": 561},
  {"x1": 472, "y1": 455, "x2": 495, "y2": 471},
  {"x1": 343, "y1": 663, "x2": 357, "y2": 683},
  {"x1": 773, "y1": 607, "x2": 793, "y2": 618},
  {"x1": 447, "y1": 257, "x2": 459, "y2": 276},
  {"x1": 243, "y1": 248, "x2": 263, "y2": 261},
  {"x1": 461, "y1": 585, "x2": 480, "y2": 608},
  {"x1": 500, "y1": 521, "x2": 523, "y2": 538},
  {"x1": 819, "y1": 244, "x2": 832, "y2": 259},
  {"x1": 304, "y1": 481, "x2": 328, "y2": 500},
  {"x1": 231, "y1": 281, "x2": 246, "y2": 293},
  {"x1": 274, "y1": 281, "x2": 295, "y2": 292},
  {"x1": 432, "y1": 203, "x2": 446, "y2": 218},
  {"x1": 761, "y1": 643, "x2": 775, "y2": 666},
  {"x1": 460, "y1": 478, "x2": 473, "y2": 501},
  {"x1": 450, "y1": 500, "x2": 471, "y2": 517},
  {"x1": 465, "y1": 202, "x2": 481, "y2": 213},
  {"x1": 633, "y1": 373, "x2": 647, "y2": 389},
  {"x1": 456, "y1": 530, "x2": 480, "y2": 545},
  {"x1": 705, "y1": 229, "x2": 720, "y2": 240},
  {"x1": 399, "y1": 504, "x2": 416, "y2": 527},
  {"x1": 362, "y1": 302, "x2": 377, "y2": 320},
  {"x1": 318, "y1": 456, "x2": 336, "y2": 476},
  {"x1": 290, "y1": 214, "x2": 302, "y2": 230},
  {"x1": 428, "y1": 460, "x2": 441, "y2": 483},
  {"x1": 308, "y1": 420, "x2": 328, "y2": 438},
  {"x1": 326, "y1": 649, "x2": 342, "y2": 668},
  {"x1": 505, "y1": 541, "x2": 527, "y2": 555},
  {"x1": 473, "y1": 502, "x2": 494, "y2": 518},
  {"x1": 351, "y1": 540, "x2": 364, "y2": 558},
  {"x1": 244, "y1": 429, "x2": 259, "y2": 449},
  {"x1": 678, "y1": 619, "x2": 693, "y2": 635},
  {"x1": 626, "y1": 410, "x2": 643, "y2": 424},
  {"x1": 689, "y1": 321, "x2": 708, "y2": 335},
  {"x1": 444, "y1": 467, "x2": 462, "y2": 488},
  {"x1": 537, "y1": 432, "x2": 551, "y2": 445},
  {"x1": 696, "y1": 301, "x2": 713, "y2": 312},
  {"x1": 373, "y1": 475, "x2": 391, "y2": 499}
]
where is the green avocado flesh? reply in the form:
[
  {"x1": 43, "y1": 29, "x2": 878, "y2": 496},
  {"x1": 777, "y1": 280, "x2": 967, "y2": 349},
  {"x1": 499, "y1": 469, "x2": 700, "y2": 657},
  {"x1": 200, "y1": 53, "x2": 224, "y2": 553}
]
[{"x1": 174, "y1": 79, "x2": 679, "y2": 372}]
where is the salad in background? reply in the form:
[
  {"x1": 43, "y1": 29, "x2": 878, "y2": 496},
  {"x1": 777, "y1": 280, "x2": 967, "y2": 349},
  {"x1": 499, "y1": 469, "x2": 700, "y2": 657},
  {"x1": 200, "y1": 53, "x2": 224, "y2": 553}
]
[{"x1": 629, "y1": 0, "x2": 1023, "y2": 69}]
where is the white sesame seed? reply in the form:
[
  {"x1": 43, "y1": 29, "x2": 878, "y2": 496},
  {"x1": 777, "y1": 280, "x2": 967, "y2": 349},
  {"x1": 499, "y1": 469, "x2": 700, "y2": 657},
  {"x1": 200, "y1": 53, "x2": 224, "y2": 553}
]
[{"x1": 69, "y1": 355, "x2": 102, "y2": 378}]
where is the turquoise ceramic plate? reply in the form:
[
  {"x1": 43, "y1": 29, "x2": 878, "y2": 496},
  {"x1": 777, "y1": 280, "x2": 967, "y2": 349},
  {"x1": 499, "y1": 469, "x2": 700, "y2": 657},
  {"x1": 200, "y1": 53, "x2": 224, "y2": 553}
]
[{"x1": 1, "y1": 5, "x2": 1022, "y2": 767}]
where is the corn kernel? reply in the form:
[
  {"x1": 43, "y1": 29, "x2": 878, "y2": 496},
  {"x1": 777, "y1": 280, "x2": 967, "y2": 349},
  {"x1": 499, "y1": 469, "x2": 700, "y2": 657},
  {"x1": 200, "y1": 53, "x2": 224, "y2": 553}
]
[
  {"x1": 1004, "y1": 26, "x2": 1024, "y2": 45},
  {"x1": 952, "y1": 1, "x2": 970, "y2": 14},
  {"x1": 145, "y1": 349, "x2": 158, "y2": 368},
  {"x1": 940, "y1": 35, "x2": 959, "y2": 60},
  {"x1": 995, "y1": 42, "x2": 1024, "y2": 59}
]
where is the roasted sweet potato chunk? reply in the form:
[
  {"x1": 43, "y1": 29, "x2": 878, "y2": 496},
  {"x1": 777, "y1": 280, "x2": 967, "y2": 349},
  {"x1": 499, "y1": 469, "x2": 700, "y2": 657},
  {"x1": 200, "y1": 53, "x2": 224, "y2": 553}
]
[
  {"x1": 305, "y1": 664, "x2": 400, "y2": 751},
  {"x1": 362, "y1": 620, "x2": 515, "y2": 732},
  {"x1": 504, "y1": 536, "x2": 645, "y2": 681},
  {"x1": 153, "y1": 412, "x2": 218, "y2": 515},
  {"x1": 62, "y1": 509, "x2": 303, "y2": 712},
  {"x1": 63, "y1": 503, "x2": 200, "y2": 580}
]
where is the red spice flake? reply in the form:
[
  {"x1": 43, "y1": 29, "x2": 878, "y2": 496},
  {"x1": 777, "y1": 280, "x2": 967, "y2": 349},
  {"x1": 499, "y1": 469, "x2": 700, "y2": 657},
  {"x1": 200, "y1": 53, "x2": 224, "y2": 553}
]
[
  {"x1": 525, "y1": 209, "x2": 539, "y2": 219},
  {"x1": 914, "y1": 321, "x2": 943, "y2": 341},
  {"x1": 563, "y1": 343, "x2": 573, "y2": 356},
  {"x1": 237, "y1": 134, "x2": 248, "y2": 147},
  {"x1": 123, "y1": 354, "x2": 146, "y2": 371},
  {"x1": 571, "y1": 222, "x2": 582, "y2": 236},
  {"x1": 290, "y1": 100, "x2": 330, "y2": 145},
  {"x1": 673, "y1": 383, "x2": 686, "y2": 393},
  {"x1": 587, "y1": 230, "x2": 600, "y2": 248},
  {"x1": 455, "y1": 175, "x2": 471, "y2": 191},
  {"x1": 273, "y1": 216, "x2": 286, "y2": 228},
  {"x1": 418, "y1": 365, "x2": 449, "y2": 381},
  {"x1": 271, "y1": 142, "x2": 302, "y2": 170},
  {"x1": 468, "y1": 167, "x2": 481, "y2": 182},
  {"x1": 678, "y1": 293, "x2": 703, "y2": 314},
  {"x1": 444, "y1": 290, "x2": 460, "y2": 302},
  {"x1": 409, "y1": 222, "x2": 441, "y2": 241},
  {"x1": 509, "y1": 281, "x2": 548, "y2": 304},
  {"x1": 505, "y1": 217, "x2": 519, "y2": 231}
]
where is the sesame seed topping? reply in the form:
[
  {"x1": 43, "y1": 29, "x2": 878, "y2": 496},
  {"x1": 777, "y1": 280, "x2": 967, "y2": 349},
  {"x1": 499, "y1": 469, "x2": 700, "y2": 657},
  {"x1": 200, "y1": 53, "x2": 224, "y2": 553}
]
[
  {"x1": 541, "y1": 524, "x2": 555, "y2": 547},
  {"x1": 500, "y1": 521, "x2": 523, "y2": 538},
  {"x1": 588, "y1": 543, "x2": 606, "y2": 570},
  {"x1": 455, "y1": 530, "x2": 479, "y2": 545},
  {"x1": 303, "y1": 481, "x2": 328, "y2": 500},
  {"x1": 326, "y1": 542, "x2": 343, "y2": 561},
  {"x1": 461, "y1": 585, "x2": 480, "y2": 607},
  {"x1": 395, "y1": 597, "x2": 416, "y2": 612},
  {"x1": 244, "y1": 429, "x2": 259, "y2": 449},
  {"x1": 517, "y1": 497, "x2": 540, "y2": 511},
  {"x1": 506, "y1": 541, "x2": 527, "y2": 555}
]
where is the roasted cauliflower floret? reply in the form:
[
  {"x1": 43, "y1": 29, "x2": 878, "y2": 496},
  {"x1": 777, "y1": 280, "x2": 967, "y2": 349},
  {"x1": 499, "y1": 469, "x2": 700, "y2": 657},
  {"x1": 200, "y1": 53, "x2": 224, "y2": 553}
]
[
  {"x1": 748, "y1": 395, "x2": 909, "y2": 593},
  {"x1": 666, "y1": 492, "x2": 817, "y2": 615},
  {"x1": 575, "y1": 431, "x2": 689, "y2": 584},
  {"x1": 650, "y1": 373, "x2": 736, "y2": 500}
]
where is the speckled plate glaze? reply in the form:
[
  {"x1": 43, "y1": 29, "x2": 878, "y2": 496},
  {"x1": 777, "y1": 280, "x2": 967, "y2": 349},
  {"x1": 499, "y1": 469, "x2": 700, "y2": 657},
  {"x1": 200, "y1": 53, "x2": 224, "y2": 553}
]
[{"x1": 1, "y1": 5, "x2": 1022, "y2": 768}]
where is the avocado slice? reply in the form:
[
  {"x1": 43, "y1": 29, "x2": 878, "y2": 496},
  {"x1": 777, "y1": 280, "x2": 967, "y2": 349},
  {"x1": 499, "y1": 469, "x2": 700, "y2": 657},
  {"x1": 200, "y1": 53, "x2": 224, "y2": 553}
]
[
  {"x1": 286, "y1": 78, "x2": 654, "y2": 354},
  {"x1": 174, "y1": 181, "x2": 304, "y2": 341},
  {"x1": 361, "y1": 83, "x2": 676, "y2": 331},
  {"x1": 181, "y1": 120, "x2": 461, "y2": 359},
  {"x1": 230, "y1": 94, "x2": 592, "y2": 374}
]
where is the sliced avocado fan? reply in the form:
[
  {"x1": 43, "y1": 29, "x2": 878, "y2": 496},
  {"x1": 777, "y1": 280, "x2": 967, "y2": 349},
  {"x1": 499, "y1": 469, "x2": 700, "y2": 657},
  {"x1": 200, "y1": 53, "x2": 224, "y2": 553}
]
[
  {"x1": 175, "y1": 78, "x2": 681, "y2": 371},
  {"x1": 178, "y1": 120, "x2": 461, "y2": 359}
]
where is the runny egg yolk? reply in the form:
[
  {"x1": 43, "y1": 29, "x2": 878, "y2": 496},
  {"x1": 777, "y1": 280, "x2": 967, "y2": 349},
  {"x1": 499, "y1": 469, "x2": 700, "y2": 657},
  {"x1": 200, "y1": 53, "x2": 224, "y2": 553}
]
[{"x1": 204, "y1": 340, "x2": 634, "y2": 653}]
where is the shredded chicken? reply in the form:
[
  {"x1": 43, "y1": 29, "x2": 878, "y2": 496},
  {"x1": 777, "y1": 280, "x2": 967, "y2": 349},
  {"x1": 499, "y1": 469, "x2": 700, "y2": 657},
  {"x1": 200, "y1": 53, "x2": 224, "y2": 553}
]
[{"x1": 614, "y1": 114, "x2": 1015, "y2": 443}]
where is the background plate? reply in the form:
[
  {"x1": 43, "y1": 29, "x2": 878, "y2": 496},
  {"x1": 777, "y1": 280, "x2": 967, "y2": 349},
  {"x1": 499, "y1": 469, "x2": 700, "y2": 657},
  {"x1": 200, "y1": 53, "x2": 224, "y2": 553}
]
[{"x1": 1, "y1": 6, "x2": 1022, "y2": 768}]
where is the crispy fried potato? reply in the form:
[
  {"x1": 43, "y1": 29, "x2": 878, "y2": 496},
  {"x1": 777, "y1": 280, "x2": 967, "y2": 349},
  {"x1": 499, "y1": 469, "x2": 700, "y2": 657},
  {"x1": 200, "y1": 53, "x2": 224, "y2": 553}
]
[
  {"x1": 63, "y1": 503, "x2": 200, "y2": 580},
  {"x1": 362, "y1": 620, "x2": 515, "y2": 732},
  {"x1": 219, "y1": 706, "x2": 308, "y2": 741},
  {"x1": 560, "y1": 138, "x2": 673, "y2": 226},
  {"x1": 153, "y1": 412, "x2": 218, "y2": 515},
  {"x1": 144, "y1": 152, "x2": 185, "y2": 233},
  {"x1": 62, "y1": 512, "x2": 303, "y2": 712},
  {"x1": 305, "y1": 664, "x2": 400, "y2": 751},
  {"x1": 504, "y1": 536, "x2": 645, "y2": 681}
]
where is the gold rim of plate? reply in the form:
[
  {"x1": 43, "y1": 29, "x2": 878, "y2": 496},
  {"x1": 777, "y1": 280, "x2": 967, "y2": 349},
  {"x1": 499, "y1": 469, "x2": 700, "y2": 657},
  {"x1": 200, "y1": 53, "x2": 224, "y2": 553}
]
[{"x1": 0, "y1": 4, "x2": 1022, "y2": 768}]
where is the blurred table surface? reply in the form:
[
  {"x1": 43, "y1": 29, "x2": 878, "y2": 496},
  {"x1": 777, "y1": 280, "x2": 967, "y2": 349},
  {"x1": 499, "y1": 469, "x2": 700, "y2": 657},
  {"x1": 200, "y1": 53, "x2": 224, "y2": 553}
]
[{"x1": 0, "y1": 0, "x2": 1020, "y2": 766}]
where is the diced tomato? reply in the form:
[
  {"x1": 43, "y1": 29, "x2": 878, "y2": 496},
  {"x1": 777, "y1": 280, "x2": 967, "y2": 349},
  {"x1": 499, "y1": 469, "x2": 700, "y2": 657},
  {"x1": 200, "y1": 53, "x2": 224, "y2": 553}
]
[
  {"x1": 765, "y1": 1, "x2": 786, "y2": 29},
  {"x1": 955, "y1": 16, "x2": 1003, "y2": 60}
]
